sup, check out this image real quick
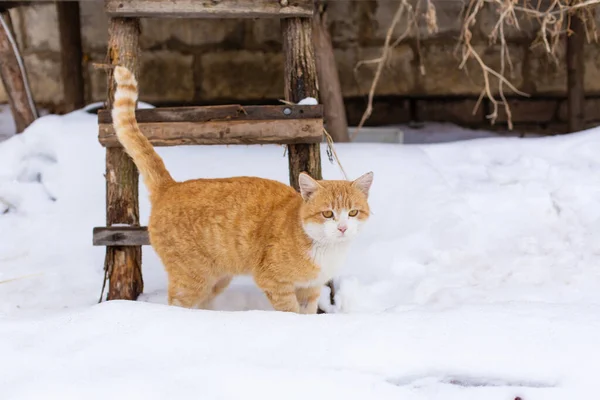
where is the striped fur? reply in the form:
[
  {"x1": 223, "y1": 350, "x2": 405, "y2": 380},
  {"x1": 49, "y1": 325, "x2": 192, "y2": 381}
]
[{"x1": 112, "y1": 66, "x2": 174, "y2": 199}]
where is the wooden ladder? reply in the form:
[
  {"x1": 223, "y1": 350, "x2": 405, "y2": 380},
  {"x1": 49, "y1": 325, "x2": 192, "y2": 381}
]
[{"x1": 92, "y1": 0, "x2": 324, "y2": 302}]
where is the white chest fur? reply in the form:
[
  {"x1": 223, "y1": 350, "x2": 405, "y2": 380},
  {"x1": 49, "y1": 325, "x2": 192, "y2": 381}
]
[{"x1": 298, "y1": 242, "x2": 350, "y2": 288}]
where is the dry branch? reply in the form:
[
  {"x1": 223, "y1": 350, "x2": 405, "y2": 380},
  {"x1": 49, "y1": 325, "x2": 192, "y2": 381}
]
[
  {"x1": 355, "y1": 0, "x2": 599, "y2": 132},
  {"x1": 352, "y1": 0, "x2": 422, "y2": 140},
  {"x1": 461, "y1": 0, "x2": 598, "y2": 128},
  {"x1": 0, "y1": 272, "x2": 42, "y2": 285}
]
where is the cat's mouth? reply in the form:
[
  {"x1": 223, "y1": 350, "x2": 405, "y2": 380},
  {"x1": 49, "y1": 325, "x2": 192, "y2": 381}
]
[{"x1": 334, "y1": 233, "x2": 353, "y2": 242}]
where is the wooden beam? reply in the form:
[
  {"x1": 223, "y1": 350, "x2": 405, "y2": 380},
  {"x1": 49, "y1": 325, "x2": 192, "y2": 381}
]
[
  {"x1": 282, "y1": 17, "x2": 322, "y2": 191},
  {"x1": 567, "y1": 14, "x2": 585, "y2": 133},
  {"x1": 0, "y1": 10, "x2": 37, "y2": 133},
  {"x1": 105, "y1": 0, "x2": 313, "y2": 18},
  {"x1": 94, "y1": 226, "x2": 149, "y2": 246},
  {"x1": 99, "y1": 119, "x2": 324, "y2": 147},
  {"x1": 57, "y1": 1, "x2": 85, "y2": 112},
  {"x1": 97, "y1": 104, "x2": 323, "y2": 124},
  {"x1": 0, "y1": 2, "x2": 33, "y2": 12},
  {"x1": 312, "y1": 0, "x2": 349, "y2": 142},
  {"x1": 104, "y1": 18, "x2": 143, "y2": 302},
  {"x1": 282, "y1": 17, "x2": 327, "y2": 313},
  {"x1": 98, "y1": 104, "x2": 324, "y2": 147}
]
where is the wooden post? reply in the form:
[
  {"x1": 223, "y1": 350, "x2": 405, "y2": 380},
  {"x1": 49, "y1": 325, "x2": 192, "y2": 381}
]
[
  {"x1": 312, "y1": 0, "x2": 349, "y2": 142},
  {"x1": 567, "y1": 13, "x2": 585, "y2": 133},
  {"x1": 282, "y1": 16, "x2": 332, "y2": 313},
  {"x1": 104, "y1": 18, "x2": 143, "y2": 301},
  {"x1": 0, "y1": 9, "x2": 37, "y2": 133},
  {"x1": 282, "y1": 17, "x2": 322, "y2": 190},
  {"x1": 57, "y1": 1, "x2": 85, "y2": 112}
]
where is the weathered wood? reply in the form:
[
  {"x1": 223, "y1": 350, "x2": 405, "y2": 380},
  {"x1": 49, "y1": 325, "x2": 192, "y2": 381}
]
[
  {"x1": 57, "y1": 1, "x2": 85, "y2": 112},
  {"x1": 0, "y1": 10, "x2": 37, "y2": 133},
  {"x1": 99, "y1": 119, "x2": 324, "y2": 147},
  {"x1": 104, "y1": 18, "x2": 143, "y2": 301},
  {"x1": 98, "y1": 104, "x2": 323, "y2": 124},
  {"x1": 94, "y1": 227, "x2": 149, "y2": 246},
  {"x1": 282, "y1": 17, "x2": 327, "y2": 313},
  {"x1": 106, "y1": 0, "x2": 313, "y2": 18},
  {"x1": 312, "y1": 0, "x2": 349, "y2": 142},
  {"x1": 567, "y1": 14, "x2": 585, "y2": 133},
  {"x1": 282, "y1": 17, "x2": 322, "y2": 191},
  {"x1": 0, "y1": 2, "x2": 33, "y2": 12}
]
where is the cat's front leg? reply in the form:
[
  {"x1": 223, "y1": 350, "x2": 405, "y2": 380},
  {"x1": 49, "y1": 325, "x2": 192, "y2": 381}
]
[
  {"x1": 296, "y1": 286, "x2": 321, "y2": 314},
  {"x1": 255, "y1": 276, "x2": 300, "y2": 313}
]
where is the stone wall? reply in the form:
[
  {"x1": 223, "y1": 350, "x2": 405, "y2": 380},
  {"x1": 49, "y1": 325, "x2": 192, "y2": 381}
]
[{"x1": 4, "y1": 0, "x2": 600, "y2": 132}]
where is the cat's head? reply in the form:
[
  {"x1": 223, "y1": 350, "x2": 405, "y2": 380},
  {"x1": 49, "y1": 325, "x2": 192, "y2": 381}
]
[{"x1": 298, "y1": 172, "x2": 373, "y2": 244}]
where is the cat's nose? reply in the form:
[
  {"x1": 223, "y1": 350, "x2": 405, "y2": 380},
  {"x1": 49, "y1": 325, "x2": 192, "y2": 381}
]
[{"x1": 338, "y1": 225, "x2": 347, "y2": 234}]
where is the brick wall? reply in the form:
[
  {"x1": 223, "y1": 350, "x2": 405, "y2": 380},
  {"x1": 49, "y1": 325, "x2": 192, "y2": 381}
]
[{"x1": 4, "y1": 0, "x2": 600, "y2": 133}]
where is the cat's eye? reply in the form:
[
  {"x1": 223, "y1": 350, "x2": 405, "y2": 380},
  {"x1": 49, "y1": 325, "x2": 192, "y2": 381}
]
[
  {"x1": 322, "y1": 210, "x2": 334, "y2": 218},
  {"x1": 348, "y1": 210, "x2": 359, "y2": 217}
]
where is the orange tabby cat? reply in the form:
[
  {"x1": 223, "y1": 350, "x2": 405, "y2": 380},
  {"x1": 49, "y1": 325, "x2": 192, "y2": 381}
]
[{"x1": 111, "y1": 65, "x2": 373, "y2": 314}]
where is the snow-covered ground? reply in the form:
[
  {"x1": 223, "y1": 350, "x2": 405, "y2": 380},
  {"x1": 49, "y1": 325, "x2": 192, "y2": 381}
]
[{"x1": 2, "y1": 104, "x2": 600, "y2": 399}]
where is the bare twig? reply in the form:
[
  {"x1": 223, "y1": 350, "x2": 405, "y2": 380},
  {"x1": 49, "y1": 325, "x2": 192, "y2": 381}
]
[
  {"x1": 98, "y1": 256, "x2": 111, "y2": 303},
  {"x1": 458, "y1": 0, "x2": 598, "y2": 128},
  {"x1": 324, "y1": 128, "x2": 348, "y2": 180},
  {"x1": 91, "y1": 62, "x2": 115, "y2": 71},
  {"x1": 425, "y1": 0, "x2": 439, "y2": 35},
  {"x1": 352, "y1": 0, "x2": 422, "y2": 140},
  {"x1": 355, "y1": 0, "x2": 599, "y2": 131},
  {"x1": 0, "y1": 272, "x2": 43, "y2": 285}
]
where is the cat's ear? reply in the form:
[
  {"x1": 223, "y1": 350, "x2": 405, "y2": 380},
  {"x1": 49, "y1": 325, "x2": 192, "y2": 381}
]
[
  {"x1": 352, "y1": 171, "x2": 374, "y2": 197},
  {"x1": 298, "y1": 172, "x2": 321, "y2": 201}
]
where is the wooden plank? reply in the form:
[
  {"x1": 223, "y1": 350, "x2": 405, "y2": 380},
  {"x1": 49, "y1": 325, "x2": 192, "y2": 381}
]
[
  {"x1": 99, "y1": 118, "x2": 323, "y2": 147},
  {"x1": 0, "y1": 10, "x2": 37, "y2": 133},
  {"x1": 104, "y1": 17, "x2": 143, "y2": 301},
  {"x1": 94, "y1": 227, "x2": 150, "y2": 246},
  {"x1": 567, "y1": 14, "x2": 585, "y2": 133},
  {"x1": 105, "y1": 0, "x2": 313, "y2": 18},
  {"x1": 312, "y1": 0, "x2": 349, "y2": 142},
  {"x1": 0, "y1": 2, "x2": 34, "y2": 12},
  {"x1": 57, "y1": 1, "x2": 85, "y2": 112},
  {"x1": 97, "y1": 104, "x2": 323, "y2": 124}
]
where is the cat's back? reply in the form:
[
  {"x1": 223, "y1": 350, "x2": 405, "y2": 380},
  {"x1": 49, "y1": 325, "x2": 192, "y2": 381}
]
[
  {"x1": 148, "y1": 176, "x2": 301, "y2": 269},
  {"x1": 151, "y1": 176, "x2": 299, "y2": 222},
  {"x1": 163, "y1": 176, "x2": 295, "y2": 203}
]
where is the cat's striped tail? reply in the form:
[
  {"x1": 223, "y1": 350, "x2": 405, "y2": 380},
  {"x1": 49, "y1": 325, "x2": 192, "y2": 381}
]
[{"x1": 111, "y1": 66, "x2": 174, "y2": 199}]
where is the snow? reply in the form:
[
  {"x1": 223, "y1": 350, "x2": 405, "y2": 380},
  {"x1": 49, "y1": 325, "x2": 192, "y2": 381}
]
[
  {"x1": 2, "y1": 104, "x2": 600, "y2": 398},
  {"x1": 298, "y1": 96, "x2": 319, "y2": 105},
  {"x1": 3, "y1": 301, "x2": 599, "y2": 400}
]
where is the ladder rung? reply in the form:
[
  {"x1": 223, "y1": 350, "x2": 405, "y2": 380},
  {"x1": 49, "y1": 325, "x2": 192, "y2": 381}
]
[
  {"x1": 93, "y1": 226, "x2": 149, "y2": 246},
  {"x1": 98, "y1": 105, "x2": 324, "y2": 147},
  {"x1": 105, "y1": 0, "x2": 314, "y2": 19},
  {"x1": 98, "y1": 105, "x2": 323, "y2": 124}
]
